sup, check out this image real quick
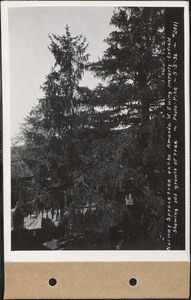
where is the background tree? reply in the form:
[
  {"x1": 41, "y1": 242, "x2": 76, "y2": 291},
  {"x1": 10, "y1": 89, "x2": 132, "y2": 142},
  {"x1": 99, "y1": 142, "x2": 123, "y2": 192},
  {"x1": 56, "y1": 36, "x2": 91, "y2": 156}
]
[
  {"x1": 91, "y1": 7, "x2": 165, "y2": 125},
  {"x1": 82, "y1": 7, "x2": 166, "y2": 246}
]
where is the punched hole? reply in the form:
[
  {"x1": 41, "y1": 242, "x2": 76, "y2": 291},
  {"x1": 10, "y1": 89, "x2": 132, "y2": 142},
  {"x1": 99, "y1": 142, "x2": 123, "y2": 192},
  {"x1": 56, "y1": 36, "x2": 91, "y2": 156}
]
[
  {"x1": 129, "y1": 278, "x2": 137, "y2": 286},
  {"x1": 49, "y1": 278, "x2": 57, "y2": 286}
]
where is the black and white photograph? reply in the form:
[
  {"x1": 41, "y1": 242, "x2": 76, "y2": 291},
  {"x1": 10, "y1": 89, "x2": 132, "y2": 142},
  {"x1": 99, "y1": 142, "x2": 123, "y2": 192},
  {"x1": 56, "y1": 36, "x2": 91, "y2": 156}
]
[{"x1": 2, "y1": 1, "x2": 189, "y2": 257}]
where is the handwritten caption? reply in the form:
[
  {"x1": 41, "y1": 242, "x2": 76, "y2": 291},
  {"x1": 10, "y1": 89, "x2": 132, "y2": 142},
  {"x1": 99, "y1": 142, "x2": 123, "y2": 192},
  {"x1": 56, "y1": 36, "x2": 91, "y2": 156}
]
[{"x1": 166, "y1": 21, "x2": 179, "y2": 250}]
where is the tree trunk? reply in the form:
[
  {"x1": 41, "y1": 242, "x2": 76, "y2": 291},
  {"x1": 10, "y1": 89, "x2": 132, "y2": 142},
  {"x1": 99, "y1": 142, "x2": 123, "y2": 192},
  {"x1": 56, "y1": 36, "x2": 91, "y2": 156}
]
[
  {"x1": 136, "y1": 68, "x2": 150, "y2": 125},
  {"x1": 142, "y1": 97, "x2": 150, "y2": 125}
]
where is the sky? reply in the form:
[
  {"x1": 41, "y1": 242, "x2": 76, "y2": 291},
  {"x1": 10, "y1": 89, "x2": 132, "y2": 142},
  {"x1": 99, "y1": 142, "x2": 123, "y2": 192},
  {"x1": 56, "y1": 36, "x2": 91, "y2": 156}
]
[{"x1": 8, "y1": 6, "x2": 115, "y2": 139}]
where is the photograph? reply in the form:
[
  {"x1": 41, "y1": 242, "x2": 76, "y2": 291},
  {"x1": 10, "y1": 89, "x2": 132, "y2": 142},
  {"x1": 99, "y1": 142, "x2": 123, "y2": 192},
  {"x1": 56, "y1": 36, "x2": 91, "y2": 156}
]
[{"x1": 2, "y1": 2, "x2": 188, "y2": 255}]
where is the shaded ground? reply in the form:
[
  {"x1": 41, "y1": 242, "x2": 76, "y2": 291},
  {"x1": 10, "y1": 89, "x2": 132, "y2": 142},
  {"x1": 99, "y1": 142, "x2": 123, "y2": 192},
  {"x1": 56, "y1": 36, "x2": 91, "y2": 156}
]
[
  {"x1": 11, "y1": 208, "x2": 164, "y2": 251},
  {"x1": 11, "y1": 229, "x2": 49, "y2": 250},
  {"x1": 12, "y1": 225, "x2": 164, "y2": 251}
]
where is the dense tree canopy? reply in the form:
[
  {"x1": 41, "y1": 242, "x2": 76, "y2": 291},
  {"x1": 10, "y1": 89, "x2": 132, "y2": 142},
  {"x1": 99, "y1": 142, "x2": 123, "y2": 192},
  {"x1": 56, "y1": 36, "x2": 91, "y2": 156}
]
[{"x1": 91, "y1": 7, "x2": 165, "y2": 125}]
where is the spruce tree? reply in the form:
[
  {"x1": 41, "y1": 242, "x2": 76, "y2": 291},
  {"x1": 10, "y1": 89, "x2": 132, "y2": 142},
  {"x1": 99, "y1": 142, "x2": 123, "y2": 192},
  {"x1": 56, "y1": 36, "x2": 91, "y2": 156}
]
[
  {"x1": 21, "y1": 26, "x2": 91, "y2": 214},
  {"x1": 91, "y1": 7, "x2": 165, "y2": 125},
  {"x1": 40, "y1": 25, "x2": 90, "y2": 133}
]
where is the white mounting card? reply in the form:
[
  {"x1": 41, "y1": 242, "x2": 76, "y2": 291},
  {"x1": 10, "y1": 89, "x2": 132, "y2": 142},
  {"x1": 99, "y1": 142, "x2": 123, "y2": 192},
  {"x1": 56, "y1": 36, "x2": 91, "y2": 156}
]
[{"x1": 1, "y1": 1, "x2": 190, "y2": 299}]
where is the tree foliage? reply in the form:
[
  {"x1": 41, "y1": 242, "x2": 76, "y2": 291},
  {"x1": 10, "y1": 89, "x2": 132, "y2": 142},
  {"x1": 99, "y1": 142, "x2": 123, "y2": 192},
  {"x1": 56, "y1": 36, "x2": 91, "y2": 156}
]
[
  {"x1": 91, "y1": 7, "x2": 165, "y2": 125},
  {"x1": 21, "y1": 26, "x2": 92, "y2": 210}
]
